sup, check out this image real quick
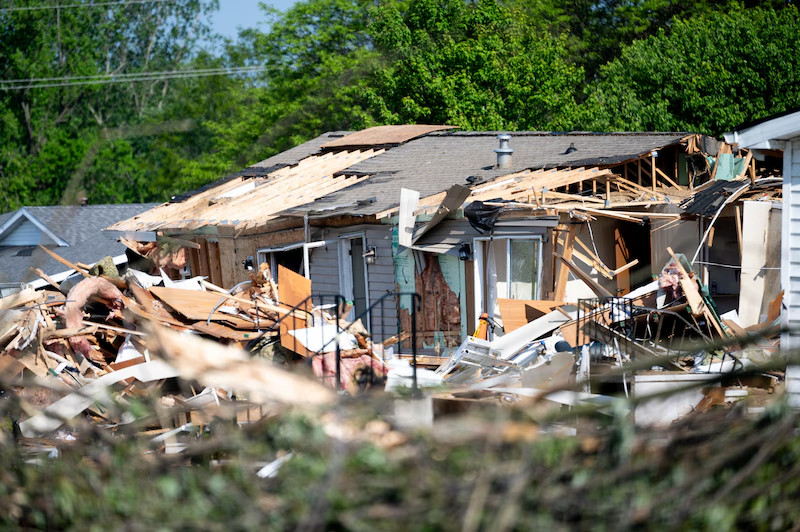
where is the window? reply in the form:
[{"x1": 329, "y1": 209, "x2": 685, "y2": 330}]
[{"x1": 474, "y1": 236, "x2": 542, "y2": 334}]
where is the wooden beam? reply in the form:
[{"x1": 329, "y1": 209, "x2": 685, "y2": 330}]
[
  {"x1": 553, "y1": 223, "x2": 578, "y2": 301},
  {"x1": 554, "y1": 253, "x2": 614, "y2": 298},
  {"x1": 29, "y1": 267, "x2": 61, "y2": 290},
  {"x1": 734, "y1": 204, "x2": 743, "y2": 261},
  {"x1": 655, "y1": 166, "x2": 682, "y2": 189},
  {"x1": 614, "y1": 228, "x2": 630, "y2": 296},
  {"x1": 651, "y1": 155, "x2": 657, "y2": 191}
]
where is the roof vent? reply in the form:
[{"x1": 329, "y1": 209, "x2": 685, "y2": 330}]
[{"x1": 494, "y1": 134, "x2": 514, "y2": 169}]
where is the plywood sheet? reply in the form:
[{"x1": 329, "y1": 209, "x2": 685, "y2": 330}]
[
  {"x1": 150, "y1": 286, "x2": 240, "y2": 322},
  {"x1": 278, "y1": 265, "x2": 311, "y2": 311},
  {"x1": 738, "y1": 201, "x2": 772, "y2": 326},
  {"x1": 497, "y1": 299, "x2": 566, "y2": 333},
  {"x1": 320, "y1": 124, "x2": 456, "y2": 148}
]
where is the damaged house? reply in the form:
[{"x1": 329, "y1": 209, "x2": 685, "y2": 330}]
[{"x1": 106, "y1": 125, "x2": 777, "y2": 357}]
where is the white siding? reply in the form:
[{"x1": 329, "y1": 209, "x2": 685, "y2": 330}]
[{"x1": 783, "y1": 138, "x2": 800, "y2": 407}]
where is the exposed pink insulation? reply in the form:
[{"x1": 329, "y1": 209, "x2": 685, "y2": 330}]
[{"x1": 65, "y1": 277, "x2": 123, "y2": 360}]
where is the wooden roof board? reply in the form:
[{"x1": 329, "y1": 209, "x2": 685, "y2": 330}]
[
  {"x1": 149, "y1": 286, "x2": 246, "y2": 322},
  {"x1": 320, "y1": 125, "x2": 457, "y2": 148},
  {"x1": 107, "y1": 149, "x2": 384, "y2": 233}
]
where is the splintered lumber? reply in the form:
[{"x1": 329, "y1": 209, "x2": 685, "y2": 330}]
[
  {"x1": 553, "y1": 253, "x2": 614, "y2": 298},
  {"x1": 0, "y1": 287, "x2": 40, "y2": 311},
  {"x1": 554, "y1": 224, "x2": 578, "y2": 301},
  {"x1": 29, "y1": 267, "x2": 61, "y2": 290},
  {"x1": 19, "y1": 359, "x2": 181, "y2": 437},
  {"x1": 666, "y1": 247, "x2": 706, "y2": 317},
  {"x1": 201, "y1": 279, "x2": 306, "y2": 319},
  {"x1": 37, "y1": 245, "x2": 127, "y2": 290},
  {"x1": 150, "y1": 286, "x2": 248, "y2": 322},
  {"x1": 558, "y1": 236, "x2": 614, "y2": 279},
  {"x1": 192, "y1": 321, "x2": 275, "y2": 341}
]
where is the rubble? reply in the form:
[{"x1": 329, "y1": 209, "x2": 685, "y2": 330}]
[{"x1": 0, "y1": 246, "x2": 395, "y2": 452}]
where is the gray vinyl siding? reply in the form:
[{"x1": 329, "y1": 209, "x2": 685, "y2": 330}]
[
  {"x1": 309, "y1": 224, "x2": 398, "y2": 340},
  {"x1": 0, "y1": 218, "x2": 53, "y2": 246}
]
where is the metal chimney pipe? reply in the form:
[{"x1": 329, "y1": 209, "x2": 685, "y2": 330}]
[{"x1": 495, "y1": 134, "x2": 514, "y2": 169}]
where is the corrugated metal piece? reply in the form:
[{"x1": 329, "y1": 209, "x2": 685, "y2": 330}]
[{"x1": 320, "y1": 124, "x2": 457, "y2": 149}]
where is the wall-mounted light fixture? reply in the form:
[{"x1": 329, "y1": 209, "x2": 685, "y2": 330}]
[
  {"x1": 363, "y1": 245, "x2": 377, "y2": 265},
  {"x1": 458, "y1": 242, "x2": 473, "y2": 261},
  {"x1": 242, "y1": 256, "x2": 255, "y2": 271}
]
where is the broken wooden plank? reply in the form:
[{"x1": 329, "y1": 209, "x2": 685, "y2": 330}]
[
  {"x1": 553, "y1": 253, "x2": 614, "y2": 298},
  {"x1": 553, "y1": 224, "x2": 578, "y2": 302},
  {"x1": 29, "y1": 267, "x2": 61, "y2": 290},
  {"x1": 192, "y1": 321, "x2": 275, "y2": 341},
  {"x1": 666, "y1": 247, "x2": 707, "y2": 318}
]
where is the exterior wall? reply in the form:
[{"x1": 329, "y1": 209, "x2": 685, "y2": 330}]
[
  {"x1": 783, "y1": 138, "x2": 800, "y2": 407},
  {"x1": 784, "y1": 138, "x2": 800, "y2": 348},
  {"x1": 308, "y1": 224, "x2": 398, "y2": 341},
  {"x1": 0, "y1": 218, "x2": 57, "y2": 247}
]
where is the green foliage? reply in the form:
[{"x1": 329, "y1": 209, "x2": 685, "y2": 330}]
[
  {"x1": 584, "y1": 7, "x2": 800, "y2": 135},
  {"x1": 2, "y1": 0, "x2": 800, "y2": 214},
  {"x1": 3, "y1": 402, "x2": 800, "y2": 530},
  {"x1": 0, "y1": 0, "x2": 218, "y2": 210},
  {"x1": 367, "y1": 0, "x2": 583, "y2": 130}
]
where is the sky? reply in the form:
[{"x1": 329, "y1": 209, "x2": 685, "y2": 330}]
[{"x1": 210, "y1": 0, "x2": 297, "y2": 40}]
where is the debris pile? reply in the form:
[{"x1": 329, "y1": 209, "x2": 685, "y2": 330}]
[
  {"x1": 429, "y1": 243, "x2": 785, "y2": 425},
  {"x1": 0, "y1": 247, "x2": 392, "y2": 452}
]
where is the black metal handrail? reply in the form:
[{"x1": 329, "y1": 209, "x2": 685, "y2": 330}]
[{"x1": 311, "y1": 292, "x2": 423, "y2": 394}]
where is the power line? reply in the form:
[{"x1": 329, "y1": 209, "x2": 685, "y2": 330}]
[
  {"x1": 0, "y1": 66, "x2": 268, "y2": 90},
  {"x1": 0, "y1": 0, "x2": 175, "y2": 13},
  {"x1": 1, "y1": 66, "x2": 266, "y2": 85}
]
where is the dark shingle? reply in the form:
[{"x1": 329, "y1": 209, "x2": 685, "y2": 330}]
[
  {"x1": 290, "y1": 131, "x2": 691, "y2": 217},
  {"x1": 0, "y1": 204, "x2": 157, "y2": 285}
]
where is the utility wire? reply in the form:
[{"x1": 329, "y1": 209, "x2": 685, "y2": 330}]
[
  {"x1": 1, "y1": 66, "x2": 265, "y2": 85},
  {"x1": 0, "y1": 66, "x2": 268, "y2": 90},
  {"x1": 0, "y1": 0, "x2": 175, "y2": 12}
]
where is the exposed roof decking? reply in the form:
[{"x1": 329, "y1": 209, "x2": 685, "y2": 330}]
[{"x1": 107, "y1": 148, "x2": 385, "y2": 233}]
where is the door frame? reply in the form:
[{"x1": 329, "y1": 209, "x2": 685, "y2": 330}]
[{"x1": 338, "y1": 232, "x2": 371, "y2": 327}]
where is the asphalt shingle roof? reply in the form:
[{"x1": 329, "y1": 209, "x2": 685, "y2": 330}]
[
  {"x1": 289, "y1": 131, "x2": 691, "y2": 217},
  {"x1": 0, "y1": 204, "x2": 157, "y2": 285}
]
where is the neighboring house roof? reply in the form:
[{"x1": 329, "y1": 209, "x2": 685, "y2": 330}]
[
  {"x1": 0, "y1": 204, "x2": 158, "y2": 286},
  {"x1": 724, "y1": 109, "x2": 800, "y2": 149},
  {"x1": 110, "y1": 126, "x2": 696, "y2": 234}
]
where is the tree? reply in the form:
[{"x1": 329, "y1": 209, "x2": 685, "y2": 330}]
[
  {"x1": 583, "y1": 7, "x2": 800, "y2": 135},
  {"x1": 0, "y1": 0, "x2": 217, "y2": 210},
  {"x1": 366, "y1": 0, "x2": 583, "y2": 130},
  {"x1": 171, "y1": 0, "x2": 379, "y2": 190},
  {"x1": 502, "y1": 0, "x2": 791, "y2": 81}
]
